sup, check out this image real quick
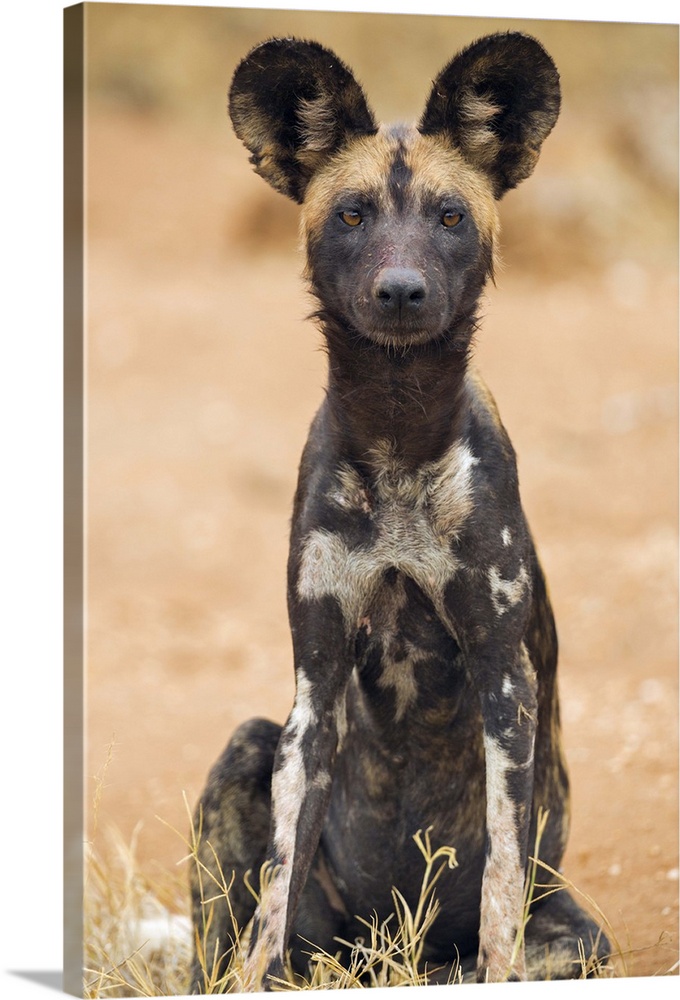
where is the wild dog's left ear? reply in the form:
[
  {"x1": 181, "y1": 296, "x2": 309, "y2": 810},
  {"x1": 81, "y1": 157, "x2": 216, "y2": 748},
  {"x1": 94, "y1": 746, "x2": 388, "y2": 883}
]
[
  {"x1": 229, "y1": 37, "x2": 377, "y2": 203},
  {"x1": 419, "y1": 32, "x2": 560, "y2": 198}
]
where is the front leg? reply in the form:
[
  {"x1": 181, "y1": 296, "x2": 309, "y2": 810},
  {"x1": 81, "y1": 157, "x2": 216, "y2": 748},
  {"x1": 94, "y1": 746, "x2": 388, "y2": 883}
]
[
  {"x1": 243, "y1": 599, "x2": 351, "y2": 991},
  {"x1": 475, "y1": 641, "x2": 538, "y2": 982}
]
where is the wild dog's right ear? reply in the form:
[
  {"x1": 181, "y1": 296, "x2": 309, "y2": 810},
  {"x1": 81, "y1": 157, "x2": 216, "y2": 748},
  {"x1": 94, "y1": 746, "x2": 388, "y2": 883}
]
[{"x1": 228, "y1": 38, "x2": 377, "y2": 203}]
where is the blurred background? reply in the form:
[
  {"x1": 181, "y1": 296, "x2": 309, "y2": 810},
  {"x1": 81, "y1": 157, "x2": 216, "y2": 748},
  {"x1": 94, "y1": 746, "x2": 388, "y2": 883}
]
[{"x1": 83, "y1": 2, "x2": 678, "y2": 978}]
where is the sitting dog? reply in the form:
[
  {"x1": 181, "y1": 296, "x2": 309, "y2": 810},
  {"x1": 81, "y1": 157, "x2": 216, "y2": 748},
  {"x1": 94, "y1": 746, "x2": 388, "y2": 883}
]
[{"x1": 189, "y1": 31, "x2": 610, "y2": 991}]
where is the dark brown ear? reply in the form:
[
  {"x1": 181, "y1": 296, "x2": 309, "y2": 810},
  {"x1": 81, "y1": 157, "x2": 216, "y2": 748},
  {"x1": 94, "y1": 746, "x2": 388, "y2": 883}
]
[
  {"x1": 228, "y1": 37, "x2": 377, "y2": 203},
  {"x1": 418, "y1": 32, "x2": 560, "y2": 198}
]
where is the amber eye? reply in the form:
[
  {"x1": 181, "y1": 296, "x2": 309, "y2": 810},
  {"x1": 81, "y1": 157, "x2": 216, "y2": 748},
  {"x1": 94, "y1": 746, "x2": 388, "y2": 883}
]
[
  {"x1": 442, "y1": 211, "x2": 463, "y2": 228},
  {"x1": 340, "y1": 210, "x2": 362, "y2": 227}
]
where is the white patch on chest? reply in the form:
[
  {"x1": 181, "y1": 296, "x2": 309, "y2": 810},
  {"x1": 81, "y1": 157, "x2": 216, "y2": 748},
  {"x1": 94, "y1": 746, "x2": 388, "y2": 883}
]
[
  {"x1": 501, "y1": 526, "x2": 512, "y2": 547},
  {"x1": 327, "y1": 463, "x2": 372, "y2": 513},
  {"x1": 298, "y1": 439, "x2": 478, "y2": 629},
  {"x1": 427, "y1": 441, "x2": 479, "y2": 537}
]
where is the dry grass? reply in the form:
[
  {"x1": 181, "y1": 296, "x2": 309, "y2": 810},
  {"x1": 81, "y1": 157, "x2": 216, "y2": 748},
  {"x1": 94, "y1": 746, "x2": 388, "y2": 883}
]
[
  {"x1": 83, "y1": 799, "x2": 634, "y2": 997},
  {"x1": 84, "y1": 825, "x2": 192, "y2": 998}
]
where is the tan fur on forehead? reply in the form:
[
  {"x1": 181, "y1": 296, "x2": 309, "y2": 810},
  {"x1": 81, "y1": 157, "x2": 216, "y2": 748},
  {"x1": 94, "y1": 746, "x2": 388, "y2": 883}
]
[
  {"x1": 406, "y1": 131, "x2": 499, "y2": 243},
  {"x1": 301, "y1": 125, "x2": 500, "y2": 253},
  {"x1": 301, "y1": 127, "x2": 397, "y2": 237}
]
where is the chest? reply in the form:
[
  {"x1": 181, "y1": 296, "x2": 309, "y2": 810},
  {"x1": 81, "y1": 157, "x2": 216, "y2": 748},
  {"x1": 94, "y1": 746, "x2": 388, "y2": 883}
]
[
  {"x1": 296, "y1": 439, "x2": 481, "y2": 626},
  {"x1": 297, "y1": 490, "x2": 462, "y2": 632}
]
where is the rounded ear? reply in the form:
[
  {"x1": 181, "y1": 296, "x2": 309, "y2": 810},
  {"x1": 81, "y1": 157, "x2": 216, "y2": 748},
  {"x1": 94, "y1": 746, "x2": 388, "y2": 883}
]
[
  {"x1": 418, "y1": 32, "x2": 560, "y2": 198},
  {"x1": 228, "y1": 37, "x2": 377, "y2": 203}
]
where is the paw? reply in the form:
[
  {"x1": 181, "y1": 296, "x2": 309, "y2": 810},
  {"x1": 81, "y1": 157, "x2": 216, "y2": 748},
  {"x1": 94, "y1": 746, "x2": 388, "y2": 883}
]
[
  {"x1": 476, "y1": 947, "x2": 526, "y2": 983},
  {"x1": 241, "y1": 951, "x2": 285, "y2": 993}
]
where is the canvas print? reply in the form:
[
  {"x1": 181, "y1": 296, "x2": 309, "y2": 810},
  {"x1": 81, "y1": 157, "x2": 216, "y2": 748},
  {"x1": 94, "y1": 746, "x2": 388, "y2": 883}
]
[{"x1": 65, "y1": 2, "x2": 678, "y2": 995}]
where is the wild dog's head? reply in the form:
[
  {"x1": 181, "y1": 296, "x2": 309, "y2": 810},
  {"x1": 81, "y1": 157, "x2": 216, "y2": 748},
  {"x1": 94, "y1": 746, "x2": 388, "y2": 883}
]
[{"x1": 229, "y1": 33, "x2": 560, "y2": 348}]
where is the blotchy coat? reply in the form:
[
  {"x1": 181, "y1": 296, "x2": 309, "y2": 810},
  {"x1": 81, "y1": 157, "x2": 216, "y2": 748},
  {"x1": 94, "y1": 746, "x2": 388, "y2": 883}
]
[{"x1": 188, "y1": 32, "x2": 610, "y2": 992}]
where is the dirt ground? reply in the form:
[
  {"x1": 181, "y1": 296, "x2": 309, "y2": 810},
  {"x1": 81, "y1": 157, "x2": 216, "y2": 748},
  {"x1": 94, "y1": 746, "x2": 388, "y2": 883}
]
[{"x1": 84, "y1": 106, "x2": 678, "y2": 981}]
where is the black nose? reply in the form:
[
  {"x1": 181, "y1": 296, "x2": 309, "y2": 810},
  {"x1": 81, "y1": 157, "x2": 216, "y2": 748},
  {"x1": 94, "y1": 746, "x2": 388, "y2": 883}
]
[{"x1": 373, "y1": 267, "x2": 426, "y2": 313}]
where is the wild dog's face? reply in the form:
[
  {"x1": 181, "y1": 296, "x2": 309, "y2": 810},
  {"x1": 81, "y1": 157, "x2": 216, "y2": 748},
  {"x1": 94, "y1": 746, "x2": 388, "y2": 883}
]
[
  {"x1": 301, "y1": 126, "x2": 499, "y2": 346},
  {"x1": 229, "y1": 33, "x2": 560, "y2": 347}
]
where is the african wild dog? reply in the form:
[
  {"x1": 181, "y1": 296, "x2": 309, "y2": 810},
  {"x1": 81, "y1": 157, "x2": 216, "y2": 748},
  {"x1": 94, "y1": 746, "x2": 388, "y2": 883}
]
[{"x1": 190, "y1": 32, "x2": 610, "y2": 991}]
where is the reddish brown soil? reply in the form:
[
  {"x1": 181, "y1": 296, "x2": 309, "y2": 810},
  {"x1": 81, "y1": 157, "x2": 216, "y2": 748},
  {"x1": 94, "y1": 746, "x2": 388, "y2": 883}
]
[{"x1": 85, "y1": 109, "x2": 678, "y2": 979}]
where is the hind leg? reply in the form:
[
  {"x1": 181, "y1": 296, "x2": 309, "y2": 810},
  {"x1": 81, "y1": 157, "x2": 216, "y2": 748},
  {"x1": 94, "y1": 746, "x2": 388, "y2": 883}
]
[
  {"x1": 523, "y1": 887, "x2": 611, "y2": 980},
  {"x1": 189, "y1": 718, "x2": 281, "y2": 994}
]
